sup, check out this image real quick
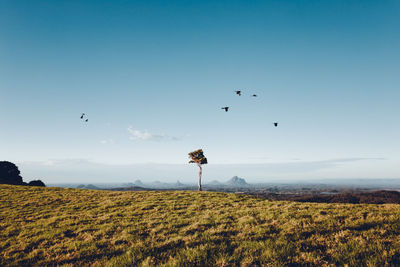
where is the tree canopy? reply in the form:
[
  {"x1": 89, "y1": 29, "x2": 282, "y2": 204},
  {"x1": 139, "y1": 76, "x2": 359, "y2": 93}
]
[
  {"x1": 0, "y1": 161, "x2": 45, "y2": 187},
  {"x1": 0, "y1": 161, "x2": 25, "y2": 185},
  {"x1": 188, "y1": 149, "x2": 208, "y2": 165}
]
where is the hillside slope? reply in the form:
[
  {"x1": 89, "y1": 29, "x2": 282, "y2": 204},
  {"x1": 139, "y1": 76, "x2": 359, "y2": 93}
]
[{"x1": 1, "y1": 184, "x2": 400, "y2": 266}]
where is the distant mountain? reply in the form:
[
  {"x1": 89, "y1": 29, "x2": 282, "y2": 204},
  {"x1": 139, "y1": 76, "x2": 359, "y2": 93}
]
[
  {"x1": 108, "y1": 186, "x2": 149, "y2": 191},
  {"x1": 147, "y1": 181, "x2": 171, "y2": 189},
  {"x1": 77, "y1": 184, "x2": 100, "y2": 190},
  {"x1": 123, "y1": 183, "x2": 136, "y2": 187},
  {"x1": 134, "y1": 180, "x2": 144, "y2": 187},
  {"x1": 144, "y1": 180, "x2": 193, "y2": 189},
  {"x1": 175, "y1": 180, "x2": 185, "y2": 187},
  {"x1": 207, "y1": 180, "x2": 222, "y2": 185},
  {"x1": 85, "y1": 184, "x2": 99, "y2": 189},
  {"x1": 151, "y1": 181, "x2": 164, "y2": 186},
  {"x1": 226, "y1": 176, "x2": 248, "y2": 187}
]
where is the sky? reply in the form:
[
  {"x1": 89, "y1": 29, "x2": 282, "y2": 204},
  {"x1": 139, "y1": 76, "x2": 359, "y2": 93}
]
[{"x1": 1, "y1": 0, "x2": 400, "y2": 183}]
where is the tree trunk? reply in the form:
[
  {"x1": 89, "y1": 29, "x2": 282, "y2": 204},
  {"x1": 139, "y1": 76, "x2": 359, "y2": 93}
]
[{"x1": 198, "y1": 163, "x2": 202, "y2": 191}]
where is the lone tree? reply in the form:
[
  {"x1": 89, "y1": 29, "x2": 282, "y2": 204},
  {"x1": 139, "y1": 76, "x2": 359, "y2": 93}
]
[{"x1": 188, "y1": 149, "x2": 208, "y2": 191}]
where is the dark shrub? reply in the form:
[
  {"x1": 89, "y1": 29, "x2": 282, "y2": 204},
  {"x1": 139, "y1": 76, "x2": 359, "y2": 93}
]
[
  {"x1": 28, "y1": 180, "x2": 46, "y2": 187},
  {"x1": 0, "y1": 161, "x2": 25, "y2": 185}
]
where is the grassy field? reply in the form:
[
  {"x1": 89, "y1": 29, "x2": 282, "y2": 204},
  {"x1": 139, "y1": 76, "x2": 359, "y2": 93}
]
[{"x1": 1, "y1": 184, "x2": 400, "y2": 266}]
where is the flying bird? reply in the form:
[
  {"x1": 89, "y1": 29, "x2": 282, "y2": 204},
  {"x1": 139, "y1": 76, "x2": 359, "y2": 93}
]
[
  {"x1": 274, "y1": 122, "x2": 278, "y2": 127},
  {"x1": 221, "y1": 107, "x2": 229, "y2": 112},
  {"x1": 235, "y1": 90, "x2": 242, "y2": 96},
  {"x1": 80, "y1": 113, "x2": 85, "y2": 119}
]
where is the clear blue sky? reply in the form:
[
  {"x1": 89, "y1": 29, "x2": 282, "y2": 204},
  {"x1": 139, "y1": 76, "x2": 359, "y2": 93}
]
[{"x1": 1, "y1": 0, "x2": 399, "y2": 182}]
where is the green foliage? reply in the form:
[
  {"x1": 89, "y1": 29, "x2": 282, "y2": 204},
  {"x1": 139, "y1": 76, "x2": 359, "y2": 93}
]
[
  {"x1": 1, "y1": 184, "x2": 400, "y2": 266},
  {"x1": 188, "y1": 149, "x2": 207, "y2": 165}
]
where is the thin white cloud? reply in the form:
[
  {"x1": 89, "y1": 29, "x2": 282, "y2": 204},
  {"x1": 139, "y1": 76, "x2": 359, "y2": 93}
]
[
  {"x1": 42, "y1": 160, "x2": 55, "y2": 166},
  {"x1": 127, "y1": 127, "x2": 179, "y2": 141},
  {"x1": 100, "y1": 139, "x2": 115, "y2": 145}
]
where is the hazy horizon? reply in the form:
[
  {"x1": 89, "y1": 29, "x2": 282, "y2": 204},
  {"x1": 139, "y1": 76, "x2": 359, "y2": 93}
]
[{"x1": 16, "y1": 157, "x2": 398, "y2": 184}]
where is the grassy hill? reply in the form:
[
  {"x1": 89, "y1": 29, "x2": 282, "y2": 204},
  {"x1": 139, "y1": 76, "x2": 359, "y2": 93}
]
[{"x1": 1, "y1": 185, "x2": 400, "y2": 266}]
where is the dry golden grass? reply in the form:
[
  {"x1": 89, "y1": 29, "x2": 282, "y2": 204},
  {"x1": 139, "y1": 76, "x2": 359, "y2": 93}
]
[{"x1": 1, "y1": 184, "x2": 400, "y2": 266}]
